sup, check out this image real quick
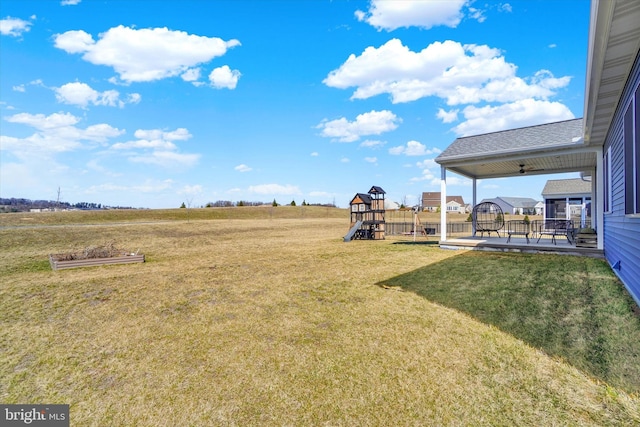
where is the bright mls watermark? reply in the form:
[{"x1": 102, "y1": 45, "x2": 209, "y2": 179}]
[{"x1": 1, "y1": 405, "x2": 69, "y2": 426}]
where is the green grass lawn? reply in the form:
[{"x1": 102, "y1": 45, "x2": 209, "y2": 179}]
[
  {"x1": 380, "y1": 250, "x2": 640, "y2": 394},
  {"x1": 1, "y1": 209, "x2": 639, "y2": 425}
]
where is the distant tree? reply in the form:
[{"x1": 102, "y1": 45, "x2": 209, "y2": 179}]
[
  {"x1": 205, "y1": 203, "x2": 213, "y2": 208},
  {"x1": 272, "y1": 199, "x2": 278, "y2": 207},
  {"x1": 466, "y1": 213, "x2": 473, "y2": 222},
  {"x1": 290, "y1": 200, "x2": 296, "y2": 206},
  {"x1": 523, "y1": 215, "x2": 530, "y2": 225},
  {"x1": 302, "y1": 200, "x2": 307, "y2": 206},
  {"x1": 237, "y1": 200, "x2": 245, "y2": 207},
  {"x1": 180, "y1": 202, "x2": 186, "y2": 209}
]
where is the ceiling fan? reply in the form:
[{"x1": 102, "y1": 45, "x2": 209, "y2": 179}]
[{"x1": 519, "y1": 163, "x2": 545, "y2": 174}]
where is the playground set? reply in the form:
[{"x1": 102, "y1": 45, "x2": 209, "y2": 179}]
[
  {"x1": 343, "y1": 186, "x2": 435, "y2": 242},
  {"x1": 344, "y1": 186, "x2": 386, "y2": 242}
]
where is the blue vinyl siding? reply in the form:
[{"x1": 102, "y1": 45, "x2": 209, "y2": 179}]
[{"x1": 603, "y1": 49, "x2": 640, "y2": 306}]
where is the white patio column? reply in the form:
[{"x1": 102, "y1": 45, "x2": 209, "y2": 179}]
[
  {"x1": 472, "y1": 178, "x2": 477, "y2": 236},
  {"x1": 596, "y1": 147, "x2": 604, "y2": 249},
  {"x1": 441, "y1": 166, "x2": 447, "y2": 241}
]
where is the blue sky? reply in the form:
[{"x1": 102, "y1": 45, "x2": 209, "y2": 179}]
[{"x1": 0, "y1": 0, "x2": 590, "y2": 209}]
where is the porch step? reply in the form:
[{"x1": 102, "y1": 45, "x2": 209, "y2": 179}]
[{"x1": 575, "y1": 233, "x2": 597, "y2": 248}]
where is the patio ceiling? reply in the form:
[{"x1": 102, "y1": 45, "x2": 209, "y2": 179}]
[{"x1": 438, "y1": 147, "x2": 598, "y2": 180}]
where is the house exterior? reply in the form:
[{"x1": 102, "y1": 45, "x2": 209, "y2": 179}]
[
  {"x1": 541, "y1": 178, "x2": 592, "y2": 227},
  {"x1": 445, "y1": 200, "x2": 466, "y2": 214},
  {"x1": 422, "y1": 192, "x2": 465, "y2": 212},
  {"x1": 585, "y1": 0, "x2": 640, "y2": 305},
  {"x1": 480, "y1": 197, "x2": 541, "y2": 215},
  {"x1": 434, "y1": 0, "x2": 640, "y2": 306}
]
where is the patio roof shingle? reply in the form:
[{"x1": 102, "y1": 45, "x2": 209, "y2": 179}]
[
  {"x1": 434, "y1": 118, "x2": 598, "y2": 179},
  {"x1": 437, "y1": 118, "x2": 584, "y2": 162}
]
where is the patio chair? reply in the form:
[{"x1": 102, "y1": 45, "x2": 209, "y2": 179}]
[
  {"x1": 505, "y1": 220, "x2": 530, "y2": 243},
  {"x1": 536, "y1": 220, "x2": 573, "y2": 245},
  {"x1": 472, "y1": 202, "x2": 505, "y2": 237}
]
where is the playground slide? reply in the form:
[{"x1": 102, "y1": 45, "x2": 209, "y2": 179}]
[{"x1": 343, "y1": 221, "x2": 363, "y2": 242}]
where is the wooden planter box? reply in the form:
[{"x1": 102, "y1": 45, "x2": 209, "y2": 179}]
[{"x1": 49, "y1": 253, "x2": 145, "y2": 270}]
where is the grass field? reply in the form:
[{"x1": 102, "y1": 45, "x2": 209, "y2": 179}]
[{"x1": 1, "y1": 207, "x2": 639, "y2": 426}]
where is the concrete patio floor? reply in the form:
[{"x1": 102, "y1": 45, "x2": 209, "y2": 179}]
[{"x1": 439, "y1": 234, "x2": 604, "y2": 258}]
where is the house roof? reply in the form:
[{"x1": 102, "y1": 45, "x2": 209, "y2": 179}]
[
  {"x1": 497, "y1": 197, "x2": 540, "y2": 208},
  {"x1": 584, "y1": 0, "x2": 640, "y2": 147},
  {"x1": 542, "y1": 178, "x2": 592, "y2": 196},
  {"x1": 422, "y1": 192, "x2": 464, "y2": 206},
  {"x1": 435, "y1": 119, "x2": 597, "y2": 179}
]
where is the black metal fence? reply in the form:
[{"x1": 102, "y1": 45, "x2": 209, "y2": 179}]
[{"x1": 385, "y1": 221, "x2": 473, "y2": 236}]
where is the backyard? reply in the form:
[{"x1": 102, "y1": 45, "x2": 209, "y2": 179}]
[{"x1": 1, "y1": 207, "x2": 639, "y2": 425}]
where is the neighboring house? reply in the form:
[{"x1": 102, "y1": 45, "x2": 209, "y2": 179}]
[
  {"x1": 385, "y1": 200, "x2": 400, "y2": 210},
  {"x1": 445, "y1": 199, "x2": 466, "y2": 214},
  {"x1": 422, "y1": 192, "x2": 465, "y2": 212},
  {"x1": 541, "y1": 178, "x2": 592, "y2": 227},
  {"x1": 480, "y1": 197, "x2": 541, "y2": 215},
  {"x1": 435, "y1": 0, "x2": 640, "y2": 306}
]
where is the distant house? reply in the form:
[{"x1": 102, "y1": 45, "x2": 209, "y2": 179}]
[
  {"x1": 445, "y1": 199, "x2": 466, "y2": 214},
  {"x1": 422, "y1": 192, "x2": 465, "y2": 212},
  {"x1": 541, "y1": 178, "x2": 592, "y2": 226},
  {"x1": 480, "y1": 197, "x2": 541, "y2": 215}
]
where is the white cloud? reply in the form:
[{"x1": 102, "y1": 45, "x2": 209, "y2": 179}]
[
  {"x1": 452, "y1": 99, "x2": 575, "y2": 136},
  {"x1": 1, "y1": 112, "x2": 124, "y2": 157},
  {"x1": 61, "y1": 0, "x2": 82, "y2": 5},
  {"x1": 181, "y1": 68, "x2": 201, "y2": 82},
  {"x1": 235, "y1": 164, "x2": 252, "y2": 172},
  {"x1": 364, "y1": 157, "x2": 377, "y2": 164},
  {"x1": 248, "y1": 184, "x2": 301, "y2": 195},
  {"x1": 209, "y1": 65, "x2": 241, "y2": 89},
  {"x1": 323, "y1": 39, "x2": 571, "y2": 105},
  {"x1": 12, "y1": 85, "x2": 25, "y2": 92},
  {"x1": 468, "y1": 8, "x2": 486, "y2": 23},
  {"x1": 109, "y1": 127, "x2": 198, "y2": 168},
  {"x1": 111, "y1": 139, "x2": 177, "y2": 151},
  {"x1": 128, "y1": 150, "x2": 200, "y2": 168},
  {"x1": 53, "y1": 26, "x2": 241, "y2": 83},
  {"x1": 359, "y1": 139, "x2": 386, "y2": 149},
  {"x1": 54, "y1": 82, "x2": 141, "y2": 108},
  {"x1": 310, "y1": 152, "x2": 319, "y2": 156},
  {"x1": 340, "y1": 157, "x2": 350, "y2": 163},
  {"x1": 355, "y1": 0, "x2": 468, "y2": 31},
  {"x1": 85, "y1": 179, "x2": 174, "y2": 194},
  {"x1": 134, "y1": 128, "x2": 192, "y2": 141},
  {"x1": 178, "y1": 184, "x2": 203, "y2": 195},
  {"x1": 316, "y1": 110, "x2": 400, "y2": 142},
  {"x1": 500, "y1": 4, "x2": 513, "y2": 13},
  {"x1": 437, "y1": 108, "x2": 459, "y2": 123},
  {"x1": 389, "y1": 140, "x2": 441, "y2": 156},
  {"x1": 0, "y1": 16, "x2": 32, "y2": 37}
]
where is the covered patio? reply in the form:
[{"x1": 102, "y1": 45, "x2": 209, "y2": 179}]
[{"x1": 435, "y1": 118, "x2": 604, "y2": 255}]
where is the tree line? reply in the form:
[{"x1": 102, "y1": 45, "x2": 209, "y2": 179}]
[{"x1": 0, "y1": 197, "x2": 135, "y2": 213}]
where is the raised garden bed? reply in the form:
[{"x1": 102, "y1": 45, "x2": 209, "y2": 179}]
[{"x1": 49, "y1": 242, "x2": 144, "y2": 270}]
